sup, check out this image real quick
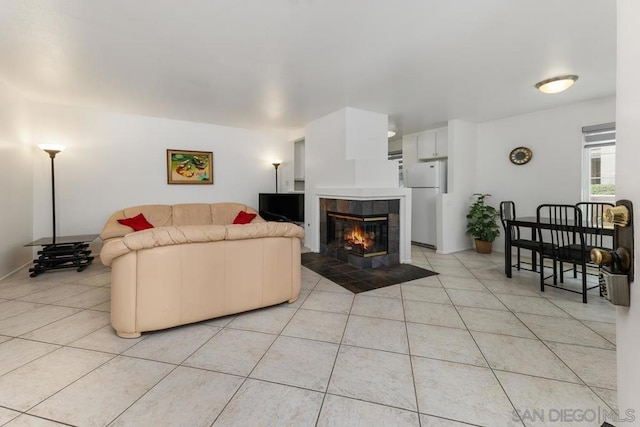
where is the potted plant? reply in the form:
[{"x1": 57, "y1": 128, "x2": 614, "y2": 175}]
[{"x1": 466, "y1": 193, "x2": 500, "y2": 254}]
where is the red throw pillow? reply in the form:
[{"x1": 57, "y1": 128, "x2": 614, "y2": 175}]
[
  {"x1": 233, "y1": 210, "x2": 257, "y2": 224},
  {"x1": 117, "y1": 213, "x2": 154, "y2": 231}
]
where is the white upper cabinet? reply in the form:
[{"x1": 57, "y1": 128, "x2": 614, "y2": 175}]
[{"x1": 416, "y1": 127, "x2": 448, "y2": 160}]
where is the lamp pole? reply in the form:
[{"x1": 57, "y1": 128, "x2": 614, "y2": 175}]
[
  {"x1": 39, "y1": 146, "x2": 63, "y2": 244},
  {"x1": 45, "y1": 150, "x2": 59, "y2": 244},
  {"x1": 272, "y1": 162, "x2": 281, "y2": 194}
]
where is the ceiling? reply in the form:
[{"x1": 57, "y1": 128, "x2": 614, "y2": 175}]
[{"x1": 0, "y1": 0, "x2": 616, "y2": 136}]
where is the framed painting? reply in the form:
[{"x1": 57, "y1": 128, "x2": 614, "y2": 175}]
[{"x1": 167, "y1": 149, "x2": 214, "y2": 184}]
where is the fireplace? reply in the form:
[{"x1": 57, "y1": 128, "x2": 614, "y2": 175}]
[
  {"x1": 327, "y1": 212, "x2": 388, "y2": 257},
  {"x1": 320, "y1": 198, "x2": 400, "y2": 269}
]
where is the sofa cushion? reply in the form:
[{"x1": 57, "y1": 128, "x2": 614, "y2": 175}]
[
  {"x1": 172, "y1": 204, "x2": 213, "y2": 226},
  {"x1": 233, "y1": 210, "x2": 257, "y2": 224},
  {"x1": 101, "y1": 205, "x2": 172, "y2": 240},
  {"x1": 211, "y1": 203, "x2": 263, "y2": 225},
  {"x1": 117, "y1": 213, "x2": 154, "y2": 231},
  {"x1": 124, "y1": 205, "x2": 172, "y2": 226}
]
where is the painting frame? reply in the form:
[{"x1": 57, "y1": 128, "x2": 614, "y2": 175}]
[{"x1": 166, "y1": 149, "x2": 214, "y2": 185}]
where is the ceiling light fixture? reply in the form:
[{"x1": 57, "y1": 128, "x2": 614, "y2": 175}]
[
  {"x1": 387, "y1": 130, "x2": 396, "y2": 138},
  {"x1": 535, "y1": 75, "x2": 579, "y2": 94}
]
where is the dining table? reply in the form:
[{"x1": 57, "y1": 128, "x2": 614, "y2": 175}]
[{"x1": 503, "y1": 216, "x2": 614, "y2": 278}]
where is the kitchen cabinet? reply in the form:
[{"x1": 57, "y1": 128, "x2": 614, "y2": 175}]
[{"x1": 417, "y1": 127, "x2": 448, "y2": 160}]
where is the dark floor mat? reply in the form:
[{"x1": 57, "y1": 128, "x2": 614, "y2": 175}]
[{"x1": 301, "y1": 252, "x2": 438, "y2": 294}]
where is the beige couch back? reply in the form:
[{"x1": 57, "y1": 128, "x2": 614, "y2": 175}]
[{"x1": 101, "y1": 203, "x2": 263, "y2": 240}]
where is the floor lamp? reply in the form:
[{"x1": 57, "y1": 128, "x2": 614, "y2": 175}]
[
  {"x1": 272, "y1": 160, "x2": 281, "y2": 193},
  {"x1": 38, "y1": 144, "x2": 65, "y2": 244}
]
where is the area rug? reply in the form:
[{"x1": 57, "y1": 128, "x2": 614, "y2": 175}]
[{"x1": 301, "y1": 252, "x2": 438, "y2": 294}]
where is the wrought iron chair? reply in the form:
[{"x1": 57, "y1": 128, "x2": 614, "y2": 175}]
[
  {"x1": 575, "y1": 202, "x2": 615, "y2": 256},
  {"x1": 537, "y1": 204, "x2": 599, "y2": 303},
  {"x1": 575, "y1": 202, "x2": 615, "y2": 295},
  {"x1": 499, "y1": 201, "x2": 540, "y2": 271}
]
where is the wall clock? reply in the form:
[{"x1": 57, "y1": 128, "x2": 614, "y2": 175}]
[{"x1": 509, "y1": 147, "x2": 533, "y2": 165}]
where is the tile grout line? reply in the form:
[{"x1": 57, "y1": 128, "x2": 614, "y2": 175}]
[
  {"x1": 400, "y1": 279, "x2": 424, "y2": 426},
  {"x1": 462, "y1": 254, "x2": 617, "y2": 412},
  {"x1": 0, "y1": 253, "x2": 618, "y2": 425},
  {"x1": 209, "y1": 274, "x2": 322, "y2": 426},
  {"x1": 312, "y1": 278, "x2": 356, "y2": 426},
  {"x1": 449, "y1": 252, "x2": 526, "y2": 426}
]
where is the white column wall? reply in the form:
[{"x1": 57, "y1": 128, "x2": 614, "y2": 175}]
[
  {"x1": 345, "y1": 107, "x2": 388, "y2": 160},
  {"x1": 438, "y1": 119, "x2": 478, "y2": 254},
  {"x1": 27, "y1": 102, "x2": 293, "y2": 243},
  {"x1": 304, "y1": 109, "x2": 351, "y2": 250},
  {"x1": 616, "y1": 0, "x2": 640, "y2": 420},
  {"x1": 304, "y1": 107, "x2": 398, "y2": 251},
  {"x1": 0, "y1": 81, "x2": 33, "y2": 278}
]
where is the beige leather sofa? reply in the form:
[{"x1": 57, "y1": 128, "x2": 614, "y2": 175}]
[{"x1": 100, "y1": 203, "x2": 304, "y2": 338}]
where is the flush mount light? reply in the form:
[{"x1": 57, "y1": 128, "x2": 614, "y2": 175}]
[
  {"x1": 535, "y1": 75, "x2": 579, "y2": 94},
  {"x1": 387, "y1": 130, "x2": 396, "y2": 138}
]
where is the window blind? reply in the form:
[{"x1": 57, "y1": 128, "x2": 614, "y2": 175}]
[{"x1": 583, "y1": 122, "x2": 616, "y2": 147}]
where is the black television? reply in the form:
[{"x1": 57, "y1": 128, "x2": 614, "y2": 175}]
[{"x1": 259, "y1": 193, "x2": 304, "y2": 223}]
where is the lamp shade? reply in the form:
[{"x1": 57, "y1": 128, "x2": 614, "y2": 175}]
[{"x1": 38, "y1": 144, "x2": 65, "y2": 154}]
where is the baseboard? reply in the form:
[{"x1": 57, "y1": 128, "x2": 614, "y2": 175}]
[
  {"x1": 437, "y1": 245, "x2": 473, "y2": 255},
  {"x1": 0, "y1": 260, "x2": 31, "y2": 282},
  {"x1": 411, "y1": 241, "x2": 436, "y2": 250}
]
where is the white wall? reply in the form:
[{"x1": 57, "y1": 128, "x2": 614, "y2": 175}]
[
  {"x1": 0, "y1": 81, "x2": 33, "y2": 278},
  {"x1": 27, "y1": 102, "x2": 293, "y2": 244},
  {"x1": 345, "y1": 108, "x2": 388, "y2": 160},
  {"x1": 476, "y1": 96, "x2": 616, "y2": 253},
  {"x1": 616, "y1": 0, "x2": 640, "y2": 420},
  {"x1": 438, "y1": 119, "x2": 478, "y2": 254}
]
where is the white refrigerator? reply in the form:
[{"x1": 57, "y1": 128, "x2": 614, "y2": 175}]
[{"x1": 405, "y1": 160, "x2": 447, "y2": 247}]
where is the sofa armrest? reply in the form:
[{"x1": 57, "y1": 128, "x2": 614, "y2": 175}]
[
  {"x1": 225, "y1": 222, "x2": 304, "y2": 240},
  {"x1": 100, "y1": 238, "x2": 130, "y2": 267},
  {"x1": 100, "y1": 220, "x2": 134, "y2": 241},
  {"x1": 123, "y1": 225, "x2": 227, "y2": 250},
  {"x1": 100, "y1": 222, "x2": 303, "y2": 266}
]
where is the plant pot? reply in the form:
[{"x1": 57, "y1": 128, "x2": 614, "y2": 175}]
[{"x1": 475, "y1": 239, "x2": 492, "y2": 254}]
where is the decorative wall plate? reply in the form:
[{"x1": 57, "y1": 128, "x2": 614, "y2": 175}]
[{"x1": 509, "y1": 146, "x2": 533, "y2": 165}]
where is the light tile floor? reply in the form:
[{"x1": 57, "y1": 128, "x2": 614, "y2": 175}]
[{"x1": 0, "y1": 247, "x2": 617, "y2": 426}]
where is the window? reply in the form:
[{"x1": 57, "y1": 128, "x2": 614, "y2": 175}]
[{"x1": 582, "y1": 123, "x2": 615, "y2": 203}]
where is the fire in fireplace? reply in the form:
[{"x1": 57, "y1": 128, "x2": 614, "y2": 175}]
[{"x1": 327, "y1": 212, "x2": 388, "y2": 257}]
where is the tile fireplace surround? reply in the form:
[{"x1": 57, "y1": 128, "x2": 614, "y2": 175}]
[{"x1": 311, "y1": 188, "x2": 412, "y2": 264}]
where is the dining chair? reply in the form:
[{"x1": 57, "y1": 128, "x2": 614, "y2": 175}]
[
  {"x1": 537, "y1": 204, "x2": 599, "y2": 303},
  {"x1": 575, "y1": 202, "x2": 615, "y2": 253},
  {"x1": 499, "y1": 201, "x2": 540, "y2": 271},
  {"x1": 575, "y1": 202, "x2": 615, "y2": 295}
]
